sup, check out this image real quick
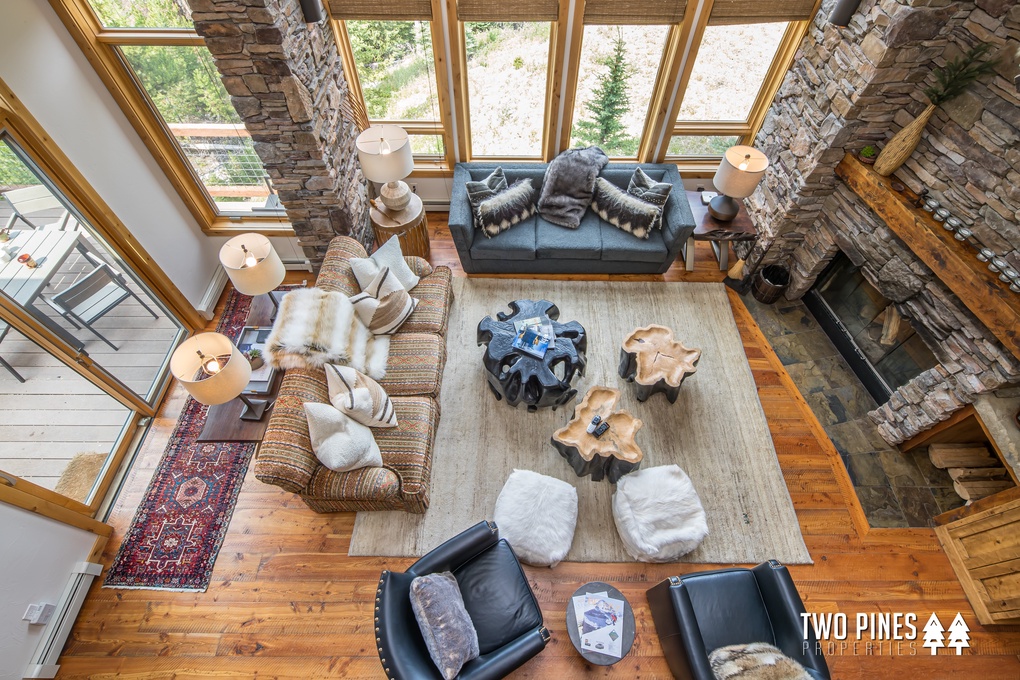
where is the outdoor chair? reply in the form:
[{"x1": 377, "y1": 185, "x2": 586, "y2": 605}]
[
  {"x1": 2, "y1": 185, "x2": 80, "y2": 232},
  {"x1": 44, "y1": 262, "x2": 158, "y2": 350}
]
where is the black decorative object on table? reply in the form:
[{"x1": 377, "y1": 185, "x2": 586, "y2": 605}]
[{"x1": 477, "y1": 299, "x2": 587, "y2": 411}]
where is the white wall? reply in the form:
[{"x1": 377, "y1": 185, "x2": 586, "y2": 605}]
[
  {"x1": 0, "y1": 0, "x2": 229, "y2": 309},
  {"x1": 0, "y1": 503, "x2": 97, "y2": 679}
]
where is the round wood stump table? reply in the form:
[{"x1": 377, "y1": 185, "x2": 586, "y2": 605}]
[
  {"x1": 552, "y1": 386, "x2": 643, "y2": 483},
  {"x1": 369, "y1": 193, "x2": 430, "y2": 260},
  {"x1": 476, "y1": 299, "x2": 587, "y2": 412},
  {"x1": 619, "y1": 324, "x2": 701, "y2": 403}
]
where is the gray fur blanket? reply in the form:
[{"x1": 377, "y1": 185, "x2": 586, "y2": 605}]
[{"x1": 537, "y1": 146, "x2": 609, "y2": 229}]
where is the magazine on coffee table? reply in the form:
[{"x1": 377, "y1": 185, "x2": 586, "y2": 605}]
[
  {"x1": 572, "y1": 591, "x2": 626, "y2": 659},
  {"x1": 513, "y1": 315, "x2": 555, "y2": 339},
  {"x1": 512, "y1": 327, "x2": 551, "y2": 358}
]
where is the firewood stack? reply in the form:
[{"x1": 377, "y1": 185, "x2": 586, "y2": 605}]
[{"x1": 928, "y1": 443, "x2": 1014, "y2": 502}]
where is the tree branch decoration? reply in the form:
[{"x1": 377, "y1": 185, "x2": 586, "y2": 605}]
[{"x1": 923, "y1": 43, "x2": 999, "y2": 106}]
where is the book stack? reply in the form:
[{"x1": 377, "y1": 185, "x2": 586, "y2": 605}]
[{"x1": 511, "y1": 316, "x2": 554, "y2": 358}]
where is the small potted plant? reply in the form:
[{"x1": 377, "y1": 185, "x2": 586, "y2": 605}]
[
  {"x1": 245, "y1": 348, "x2": 264, "y2": 370},
  {"x1": 858, "y1": 145, "x2": 878, "y2": 165}
]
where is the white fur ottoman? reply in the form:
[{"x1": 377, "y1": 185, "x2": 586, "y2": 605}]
[
  {"x1": 612, "y1": 464, "x2": 708, "y2": 563},
  {"x1": 493, "y1": 469, "x2": 578, "y2": 568}
]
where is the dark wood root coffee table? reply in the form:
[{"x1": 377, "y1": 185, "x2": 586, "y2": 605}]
[
  {"x1": 619, "y1": 324, "x2": 701, "y2": 403},
  {"x1": 552, "y1": 386, "x2": 643, "y2": 484},
  {"x1": 477, "y1": 299, "x2": 587, "y2": 412},
  {"x1": 566, "y1": 581, "x2": 635, "y2": 665}
]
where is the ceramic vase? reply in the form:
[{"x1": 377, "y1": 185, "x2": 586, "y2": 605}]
[{"x1": 873, "y1": 103, "x2": 937, "y2": 177}]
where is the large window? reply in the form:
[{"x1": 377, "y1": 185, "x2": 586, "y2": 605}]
[
  {"x1": 569, "y1": 25, "x2": 670, "y2": 157},
  {"x1": 52, "y1": 0, "x2": 289, "y2": 234}
]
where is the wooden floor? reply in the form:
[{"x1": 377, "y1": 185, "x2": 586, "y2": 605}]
[
  {"x1": 0, "y1": 204, "x2": 180, "y2": 491},
  {"x1": 58, "y1": 217, "x2": 1020, "y2": 678}
]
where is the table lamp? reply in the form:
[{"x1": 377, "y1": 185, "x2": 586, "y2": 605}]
[
  {"x1": 171, "y1": 332, "x2": 272, "y2": 420},
  {"x1": 219, "y1": 233, "x2": 286, "y2": 318},
  {"x1": 709, "y1": 146, "x2": 769, "y2": 221},
  {"x1": 356, "y1": 124, "x2": 414, "y2": 212}
]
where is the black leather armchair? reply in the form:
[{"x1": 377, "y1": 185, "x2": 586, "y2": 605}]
[
  {"x1": 647, "y1": 560, "x2": 830, "y2": 680},
  {"x1": 375, "y1": 521, "x2": 550, "y2": 679}
]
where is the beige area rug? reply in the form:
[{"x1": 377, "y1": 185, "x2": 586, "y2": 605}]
[
  {"x1": 350, "y1": 279, "x2": 812, "y2": 564},
  {"x1": 53, "y1": 452, "x2": 106, "y2": 503}
]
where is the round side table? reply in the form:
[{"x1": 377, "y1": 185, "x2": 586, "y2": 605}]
[{"x1": 369, "y1": 193, "x2": 430, "y2": 261}]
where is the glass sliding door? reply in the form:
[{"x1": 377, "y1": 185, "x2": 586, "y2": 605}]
[{"x1": 0, "y1": 135, "x2": 186, "y2": 509}]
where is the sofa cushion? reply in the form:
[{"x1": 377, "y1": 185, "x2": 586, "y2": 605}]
[
  {"x1": 255, "y1": 367, "x2": 330, "y2": 494},
  {"x1": 382, "y1": 332, "x2": 447, "y2": 397},
  {"x1": 372, "y1": 395, "x2": 439, "y2": 499},
  {"x1": 600, "y1": 221, "x2": 668, "y2": 262},
  {"x1": 535, "y1": 213, "x2": 602, "y2": 260},
  {"x1": 470, "y1": 217, "x2": 537, "y2": 260},
  {"x1": 399, "y1": 265, "x2": 453, "y2": 335}
]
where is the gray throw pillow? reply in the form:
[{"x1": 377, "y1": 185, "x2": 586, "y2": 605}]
[
  {"x1": 466, "y1": 167, "x2": 508, "y2": 217},
  {"x1": 627, "y1": 167, "x2": 672, "y2": 231},
  {"x1": 476, "y1": 179, "x2": 537, "y2": 238},
  {"x1": 591, "y1": 177, "x2": 660, "y2": 240},
  {"x1": 410, "y1": 572, "x2": 480, "y2": 680}
]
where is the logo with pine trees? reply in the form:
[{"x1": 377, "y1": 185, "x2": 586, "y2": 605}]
[{"x1": 922, "y1": 613, "x2": 970, "y2": 655}]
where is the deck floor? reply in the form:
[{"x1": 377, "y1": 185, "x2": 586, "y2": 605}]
[
  {"x1": 0, "y1": 201, "x2": 179, "y2": 494},
  {"x1": 58, "y1": 217, "x2": 1020, "y2": 678}
]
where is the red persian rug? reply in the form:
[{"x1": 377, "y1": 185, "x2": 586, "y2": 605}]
[{"x1": 104, "y1": 288, "x2": 261, "y2": 591}]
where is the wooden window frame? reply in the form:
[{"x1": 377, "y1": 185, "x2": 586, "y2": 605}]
[{"x1": 49, "y1": 1, "x2": 294, "y2": 237}]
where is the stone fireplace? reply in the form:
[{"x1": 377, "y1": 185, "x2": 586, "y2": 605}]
[{"x1": 741, "y1": 0, "x2": 1020, "y2": 444}]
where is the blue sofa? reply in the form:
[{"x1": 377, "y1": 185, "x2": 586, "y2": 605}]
[{"x1": 449, "y1": 162, "x2": 695, "y2": 274}]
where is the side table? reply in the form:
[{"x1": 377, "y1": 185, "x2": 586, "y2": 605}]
[
  {"x1": 552, "y1": 386, "x2": 643, "y2": 483},
  {"x1": 683, "y1": 189, "x2": 756, "y2": 271},
  {"x1": 566, "y1": 582, "x2": 636, "y2": 665},
  {"x1": 369, "y1": 193, "x2": 431, "y2": 261}
]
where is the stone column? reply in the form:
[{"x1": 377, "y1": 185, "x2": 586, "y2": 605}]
[{"x1": 191, "y1": 0, "x2": 370, "y2": 269}]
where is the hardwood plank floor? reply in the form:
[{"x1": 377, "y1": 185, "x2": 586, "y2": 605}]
[{"x1": 58, "y1": 217, "x2": 1020, "y2": 678}]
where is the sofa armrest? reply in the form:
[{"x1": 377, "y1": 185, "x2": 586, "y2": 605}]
[
  {"x1": 647, "y1": 577, "x2": 715, "y2": 680},
  {"x1": 459, "y1": 627, "x2": 550, "y2": 680},
  {"x1": 318, "y1": 236, "x2": 367, "y2": 295},
  {"x1": 404, "y1": 255, "x2": 434, "y2": 279},
  {"x1": 660, "y1": 166, "x2": 696, "y2": 258},
  {"x1": 450, "y1": 164, "x2": 476, "y2": 255},
  {"x1": 408, "y1": 520, "x2": 500, "y2": 576},
  {"x1": 753, "y1": 561, "x2": 830, "y2": 678}
]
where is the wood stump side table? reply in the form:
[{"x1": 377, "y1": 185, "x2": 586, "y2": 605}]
[
  {"x1": 619, "y1": 325, "x2": 701, "y2": 403},
  {"x1": 369, "y1": 193, "x2": 431, "y2": 261},
  {"x1": 477, "y1": 299, "x2": 587, "y2": 412},
  {"x1": 552, "y1": 386, "x2": 643, "y2": 484}
]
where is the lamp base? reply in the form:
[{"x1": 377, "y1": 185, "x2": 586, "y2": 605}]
[
  {"x1": 708, "y1": 195, "x2": 740, "y2": 221},
  {"x1": 379, "y1": 180, "x2": 411, "y2": 212},
  {"x1": 238, "y1": 394, "x2": 274, "y2": 421}
]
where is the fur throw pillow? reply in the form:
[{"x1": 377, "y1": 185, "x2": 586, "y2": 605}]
[
  {"x1": 350, "y1": 267, "x2": 418, "y2": 335},
  {"x1": 591, "y1": 177, "x2": 661, "y2": 240},
  {"x1": 538, "y1": 146, "x2": 609, "y2": 229},
  {"x1": 475, "y1": 179, "x2": 537, "y2": 238},
  {"x1": 350, "y1": 236, "x2": 420, "y2": 292},
  {"x1": 304, "y1": 402, "x2": 383, "y2": 472},
  {"x1": 627, "y1": 167, "x2": 672, "y2": 231},
  {"x1": 266, "y1": 287, "x2": 389, "y2": 379},
  {"x1": 493, "y1": 469, "x2": 578, "y2": 568},
  {"x1": 410, "y1": 572, "x2": 480, "y2": 680},
  {"x1": 466, "y1": 167, "x2": 508, "y2": 211},
  {"x1": 709, "y1": 642, "x2": 813, "y2": 680},
  {"x1": 325, "y1": 364, "x2": 397, "y2": 428}
]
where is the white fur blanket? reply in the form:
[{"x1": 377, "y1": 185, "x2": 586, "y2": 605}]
[{"x1": 266, "y1": 287, "x2": 389, "y2": 379}]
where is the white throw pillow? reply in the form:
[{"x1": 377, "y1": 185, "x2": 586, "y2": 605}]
[
  {"x1": 350, "y1": 267, "x2": 418, "y2": 335},
  {"x1": 493, "y1": 469, "x2": 578, "y2": 568},
  {"x1": 612, "y1": 464, "x2": 708, "y2": 563},
  {"x1": 351, "y1": 236, "x2": 420, "y2": 292},
  {"x1": 304, "y1": 402, "x2": 383, "y2": 472},
  {"x1": 325, "y1": 364, "x2": 398, "y2": 428}
]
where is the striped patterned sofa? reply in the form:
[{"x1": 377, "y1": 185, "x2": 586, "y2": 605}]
[{"x1": 254, "y1": 236, "x2": 453, "y2": 513}]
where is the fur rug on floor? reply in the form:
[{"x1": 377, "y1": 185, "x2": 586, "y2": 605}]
[{"x1": 267, "y1": 287, "x2": 389, "y2": 379}]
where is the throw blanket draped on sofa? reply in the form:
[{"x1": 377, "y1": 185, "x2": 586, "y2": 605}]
[
  {"x1": 266, "y1": 286, "x2": 389, "y2": 379},
  {"x1": 537, "y1": 146, "x2": 609, "y2": 229}
]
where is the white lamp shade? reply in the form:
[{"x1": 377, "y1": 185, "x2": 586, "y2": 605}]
[
  {"x1": 219, "y1": 233, "x2": 285, "y2": 296},
  {"x1": 713, "y1": 146, "x2": 769, "y2": 199},
  {"x1": 171, "y1": 332, "x2": 251, "y2": 406},
  {"x1": 356, "y1": 124, "x2": 414, "y2": 184}
]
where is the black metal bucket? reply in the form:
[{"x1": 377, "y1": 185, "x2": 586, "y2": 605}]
[{"x1": 751, "y1": 264, "x2": 790, "y2": 304}]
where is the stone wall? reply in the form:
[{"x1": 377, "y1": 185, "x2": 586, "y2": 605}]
[
  {"x1": 191, "y1": 0, "x2": 370, "y2": 269},
  {"x1": 744, "y1": 0, "x2": 1020, "y2": 444}
]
